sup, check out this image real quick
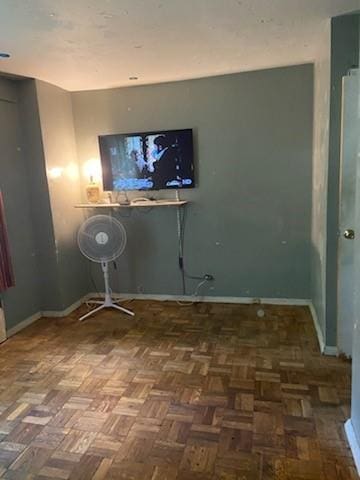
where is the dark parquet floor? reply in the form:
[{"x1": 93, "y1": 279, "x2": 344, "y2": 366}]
[{"x1": 0, "y1": 300, "x2": 355, "y2": 479}]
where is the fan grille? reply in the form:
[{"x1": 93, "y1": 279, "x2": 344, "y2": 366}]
[{"x1": 77, "y1": 215, "x2": 127, "y2": 263}]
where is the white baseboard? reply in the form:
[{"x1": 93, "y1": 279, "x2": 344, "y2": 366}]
[
  {"x1": 323, "y1": 345, "x2": 338, "y2": 356},
  {"x1": 309, "y1": 302, "x2": 325, "y2": 353},
  {"x1": 6, "y1": 294, "x2": 91, "y2": 337},
  {"x1": 0, "y1": 307, "x2": 6, "y2": 343},
  {"x1": 88, "y1": 291, "x2": 311, "y2": 306},
  {"x1": 345, "y1": 419, "x2": 360, "y2": 475},
  {"x1": 7, "y1": 311, "x2": 42, "y2": 337},
  {"x1": 42, "y1": 294, "x2": 91, "y2": 318},
  {"x1": 309, "y1": 301, "x2": 338, "y2": 356}
]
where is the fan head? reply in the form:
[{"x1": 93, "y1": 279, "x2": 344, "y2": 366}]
[{"x1": 78, "y1": 215, "x2": 127, "y2": 263}]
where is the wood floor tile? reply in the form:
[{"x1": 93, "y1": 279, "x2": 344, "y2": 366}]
[
  {"x1": 67, "y1": 454, "x2": 102, "y2": 480},
  {"x1": 70, "y1": 412, "x2": 108, "y2": 433},
  {"x1": 31, "y1": 427, "x2": 69, "y2": 450},
  {"x1": 0, "y1": 301, "x2": 355, "y2": 479},
  {"x1": 58, "y1": 430, "x2": 97, "y2": 454},
  {"x1": 254, "y1": 411, "x2": 284, "y2": 436},
  {"x1": 8, "y1": 446, "x2": 51, "y2": 473},
  {"x1": 180, "y1": 439, "x2": 218, "y2": 474},
  {"x1": 6, "y1": 424, "x2": 43, "y2": 445}
]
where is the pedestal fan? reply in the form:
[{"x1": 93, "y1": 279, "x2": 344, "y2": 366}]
[{"x1": 77, "y1": 214, "x2": 134, "y2": 321}]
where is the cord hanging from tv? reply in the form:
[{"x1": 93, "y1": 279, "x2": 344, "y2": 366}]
[{"x1": 99, "y1": 128, "x2": 195, "y2": 191}]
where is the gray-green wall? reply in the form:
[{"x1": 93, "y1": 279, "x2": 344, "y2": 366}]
[
  {"x1": 72, "y1": 64, "x2": 313, "y2": 299},
  {"x1": 0, "y1": 77, "x2": 90, "y2": 330},
  {"x1": 0, "y1": 78, "x2": 41, "y2": 329},
  {"x1": 35, "y1": 80, "x2": 89, "y2": 310},
  {"x1": 311, "y1": 21, "x2": 331, "y2": 347},
  {"x1": 17, "y1": 79, "x2": 61, "y2": 312}
]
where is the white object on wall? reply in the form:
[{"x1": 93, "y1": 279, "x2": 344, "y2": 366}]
[
  {"x1": 0, "y1": 306, "x2": 7, "y2": 343},
  {"x1": 337, "y1": 70, "x2": 359, "y2": 358}
]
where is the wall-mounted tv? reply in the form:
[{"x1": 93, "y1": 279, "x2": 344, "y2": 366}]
[{"x1": 99, "y1": 128, "x2": 194, "y2": 191}]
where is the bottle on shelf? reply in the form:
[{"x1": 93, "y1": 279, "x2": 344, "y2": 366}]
[{"x1": 85, "y1": 176, "x2": 100, "y2": 204}]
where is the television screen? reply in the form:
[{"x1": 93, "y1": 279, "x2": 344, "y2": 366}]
[{"x1": 99, "y1": 129, "x2": 194, "y2": 191}]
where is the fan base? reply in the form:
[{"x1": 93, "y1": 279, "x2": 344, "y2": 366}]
[
  {"x1": 79, "y1": 298, "x2": 134, "y2": 321},
  {"x1": 79, "y1": 262, "x2": 134, "y2": 321}
]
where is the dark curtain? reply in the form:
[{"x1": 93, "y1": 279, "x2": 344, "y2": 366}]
[{"x1": 0, "y1": 191, "x2": 14, "y2": 292}]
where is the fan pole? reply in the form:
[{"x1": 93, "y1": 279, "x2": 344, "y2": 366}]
[{"x1": 102, "y1": 261, "x2": 112, "y2": 307}]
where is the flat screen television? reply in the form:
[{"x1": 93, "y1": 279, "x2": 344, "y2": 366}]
[{"x1": 99, "y1": 128, "x2": 194, "y2": 191}]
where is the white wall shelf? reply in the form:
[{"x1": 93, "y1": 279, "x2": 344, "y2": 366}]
[{"x1": 74, "y1": 200, "x2": 187, "y2": 209}]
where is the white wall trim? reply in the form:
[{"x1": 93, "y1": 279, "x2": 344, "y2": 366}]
[
  {"x1": 345, "y1": 419, "x2": 360, "y2": 475},
  {"x1": 7, "y1": 311, "x2": 42, "y2": 337},
  {"x1": 309, "y1": 302, "x2": 325, "y2": 353},
  {"x1": 309, "y1": 301, "x2": 338, "y2": 356},
  {"x1": 0, "y1": 306, "x2": 6, "y2": 343},
  {"x1": 323, "y1": 345, "x2": 338, "y2": 356},
  {"x1": 88, "y1": 291, "x2": 311, "y2": 306},
  {"x1": 42, "y1": 294, "x2": 91, "y2": 318},
  {"x1": 6, "y1": 294, "x2": 91, "y2": 337}
]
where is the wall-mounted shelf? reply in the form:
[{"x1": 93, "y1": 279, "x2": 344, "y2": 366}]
[{"x1": 74, "y1": 200, "x2": 188, "y2": 209}]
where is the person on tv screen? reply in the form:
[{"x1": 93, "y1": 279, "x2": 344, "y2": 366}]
[
  {"x1": 151, "y1": 135, "x2": 179, "y2": 189},
  {"x1": 130, "y1": 149, "x2": 147, "y2": 177}
]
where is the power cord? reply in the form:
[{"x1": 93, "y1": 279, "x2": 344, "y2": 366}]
[
  {"x1": 176, "y1": 204, "x2": 214, "y2": 297},
  {"x1": 176, "y1": 278, "x2": 208, "y2": 306}
]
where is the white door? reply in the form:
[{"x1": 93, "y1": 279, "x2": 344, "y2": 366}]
[
  {"x1": 0, "y1": 306, "x2": 5, "y2": 343},
  {"x1": 348, "y1": 64, "x2": 360, "y2": 452},
  {"x1": 338, "y1": 70, "x2": 359, "y2": 357}
]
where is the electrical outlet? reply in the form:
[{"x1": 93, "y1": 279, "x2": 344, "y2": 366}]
[{"x1": 204, "y1": 274, "x2": 214, "y2": 281}]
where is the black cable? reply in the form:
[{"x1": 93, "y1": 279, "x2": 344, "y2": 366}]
[
  {"x1": 179, "y1": 256, "x2": 186, "y2": 295},
  {"x1": 88, "y1": 260, "x2": 101, "y2": 299},
  {"x1": 177, "y1": 206, "x2": 186, "y2": 294},
  {"x1": 178, "y1": 205, "x2": 204, "y2": 282}
]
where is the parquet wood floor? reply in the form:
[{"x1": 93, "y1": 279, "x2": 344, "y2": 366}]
[{"x1": 0, "y1": 300, "x2": 356, "y2": 479}]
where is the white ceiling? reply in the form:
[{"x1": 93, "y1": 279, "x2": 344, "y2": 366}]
[{"x1": 0, "y1": 0, "x2": 358, "y2": 91}]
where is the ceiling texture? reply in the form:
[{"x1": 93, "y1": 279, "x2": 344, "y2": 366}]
[{"x1": 0, "y1": 0, "x2": 358, "y2": 91}]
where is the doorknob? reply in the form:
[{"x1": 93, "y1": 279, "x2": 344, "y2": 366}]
[{"x1": 344, "y1": 229, "x2": 355, "y2": 239}]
